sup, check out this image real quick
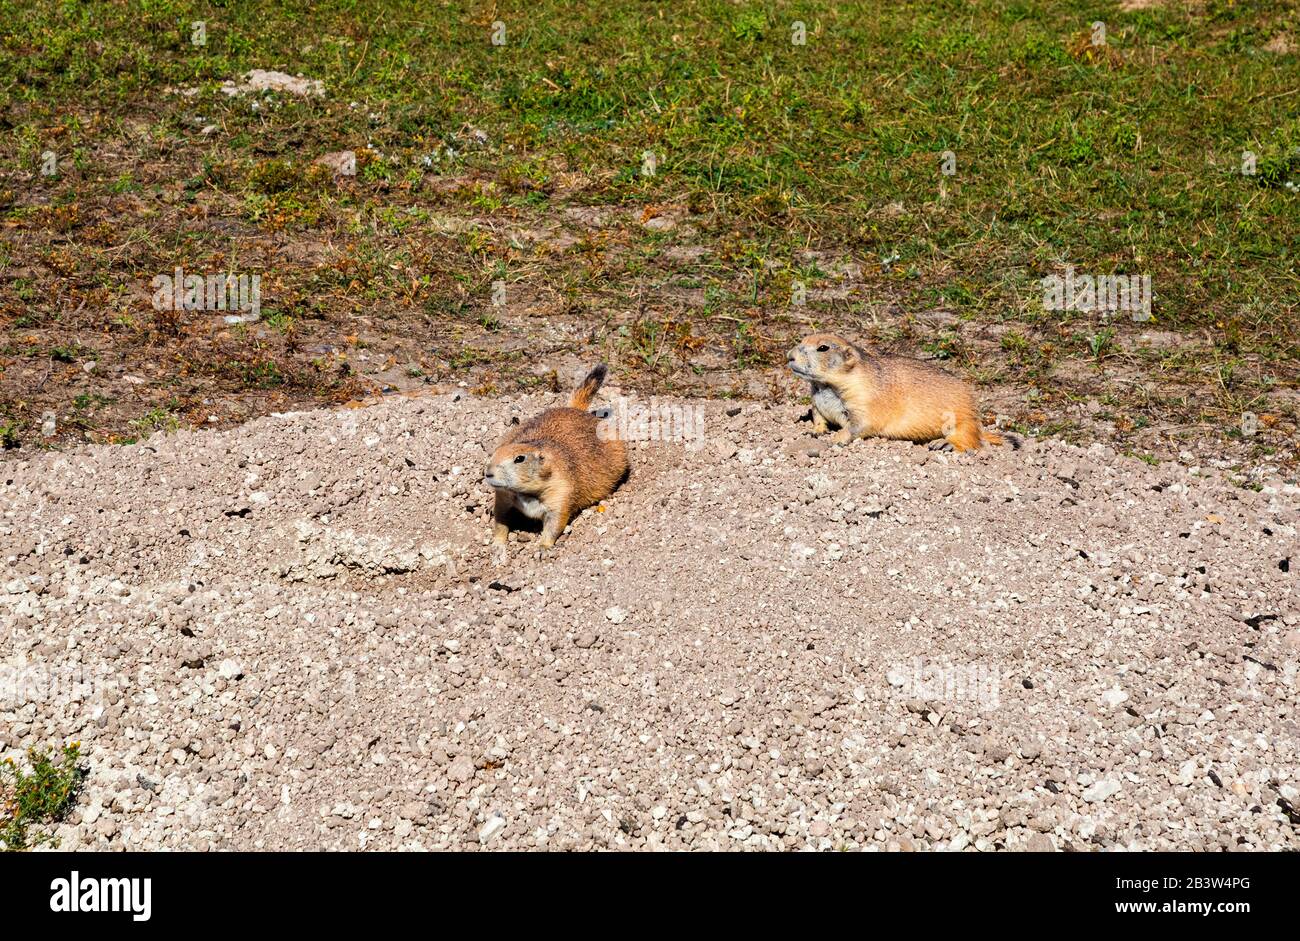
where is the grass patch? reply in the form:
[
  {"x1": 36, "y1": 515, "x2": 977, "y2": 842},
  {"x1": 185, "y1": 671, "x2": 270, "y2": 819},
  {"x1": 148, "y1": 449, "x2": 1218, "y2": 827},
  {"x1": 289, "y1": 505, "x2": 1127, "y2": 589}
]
[
  {"x1": 0, "y1": 743, "x2": 86, "y2": 851},
  {"x1": 130, "y1": 405, "x2": 182, "y2": 437},
  {"x1": 0, "y1": 0, "x2": 1295, "y2": 460}
]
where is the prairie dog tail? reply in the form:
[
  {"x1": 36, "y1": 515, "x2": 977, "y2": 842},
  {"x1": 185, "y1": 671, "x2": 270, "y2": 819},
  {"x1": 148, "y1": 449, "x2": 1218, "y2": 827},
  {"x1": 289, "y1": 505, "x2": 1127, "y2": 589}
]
[
  {"x1": 569, "y1": 364, "x2": 609, "y2": 410},
  {"x1": 948, "y1": 416, "x2": 1019, "y2": 452},
  {"x1": 981, "y1": 428, "x2": 1022, "y2": 450}
]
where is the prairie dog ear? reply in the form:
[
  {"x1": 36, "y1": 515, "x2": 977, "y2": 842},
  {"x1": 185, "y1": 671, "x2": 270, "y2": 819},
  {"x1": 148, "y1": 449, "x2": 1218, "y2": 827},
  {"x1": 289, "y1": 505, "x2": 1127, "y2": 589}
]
[{"x1": 841, "y1": 344, "x2": 859, "y2": 366}]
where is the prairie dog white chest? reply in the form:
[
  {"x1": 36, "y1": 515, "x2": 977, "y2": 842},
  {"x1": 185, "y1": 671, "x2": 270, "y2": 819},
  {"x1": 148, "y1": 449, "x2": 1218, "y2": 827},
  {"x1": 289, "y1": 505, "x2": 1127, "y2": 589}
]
[
  {"x1": 811, "y1": 383, "x2": 851, "y2": 429},
  {"x1": 511, "y1": 492, "x2": 548, "y2": 520}
]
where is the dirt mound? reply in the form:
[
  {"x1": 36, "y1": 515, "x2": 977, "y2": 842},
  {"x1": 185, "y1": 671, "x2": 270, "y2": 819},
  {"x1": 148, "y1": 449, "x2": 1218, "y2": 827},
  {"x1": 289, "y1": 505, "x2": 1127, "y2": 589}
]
[{"x1": 2, "y1": 390, "x2": 1297, "y2": 850}]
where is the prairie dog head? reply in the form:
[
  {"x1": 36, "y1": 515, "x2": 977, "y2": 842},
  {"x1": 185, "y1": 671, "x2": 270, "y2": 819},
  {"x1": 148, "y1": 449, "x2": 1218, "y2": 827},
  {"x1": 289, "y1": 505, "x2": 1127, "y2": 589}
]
[
  {"x1": 485, "y1": 443, "x2": 553, "y2": 494},
  {"x1": 788, "y1": 333, "x2": 862, "y2": 384}
]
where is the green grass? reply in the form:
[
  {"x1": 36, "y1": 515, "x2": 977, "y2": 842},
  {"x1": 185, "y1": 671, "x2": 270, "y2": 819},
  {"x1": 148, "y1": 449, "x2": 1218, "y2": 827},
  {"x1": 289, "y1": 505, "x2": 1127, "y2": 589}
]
[
  {"x1": 4, "y1": 0, "x2": 1294, "y2": 319},
  {"x1": 0, "y1": 0, "x2": 1296, "y2": 455},
  {"x1": 130, "y1": 404, "x2": 182, "y2": 436},
  {"x1": 0, "y1": 743, "x2": 85, "y2": 851},
  {"x1": 0, "y1": 417, "x2": 21, "y2": 449}
]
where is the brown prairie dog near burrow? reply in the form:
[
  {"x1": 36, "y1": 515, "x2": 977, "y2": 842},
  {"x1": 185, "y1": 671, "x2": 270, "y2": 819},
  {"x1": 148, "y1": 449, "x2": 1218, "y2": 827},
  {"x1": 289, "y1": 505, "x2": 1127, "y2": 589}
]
[
  {"x1": 484, "y1": 364, "x2": 628, "y2": 549},
  {"x1": 787, "y1": 332, "x2": 1005, "y2": 452}
]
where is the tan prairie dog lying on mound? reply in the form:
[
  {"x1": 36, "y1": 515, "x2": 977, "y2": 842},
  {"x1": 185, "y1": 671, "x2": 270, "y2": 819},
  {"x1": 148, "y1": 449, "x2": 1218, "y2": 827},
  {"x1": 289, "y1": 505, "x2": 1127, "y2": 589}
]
[
  {"x1": 484, "y1": 364, "x2": 628, "y2": 549},
  {"x1": 788, "y1": 332, "x2": 1005, "y2": 452}
]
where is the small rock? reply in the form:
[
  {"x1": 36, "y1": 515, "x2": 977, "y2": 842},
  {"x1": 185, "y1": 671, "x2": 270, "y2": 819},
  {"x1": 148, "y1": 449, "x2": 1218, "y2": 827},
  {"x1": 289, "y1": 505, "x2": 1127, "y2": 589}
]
[
  {"x1": 478, "y1": 813, "x2": 505, "y2": 844},
  {"x1": 1082, "y1": 778, "x2": 1121, "y2": 803},
  {"x1": 1025, "y1": 833, "x2": 1056, "y2": 852},
  {"x1": 785, "y1": 438, "x2": 828, "y2": 457},
  {"x1": 447, "y1": 755, "x2": 476, "y2": 784},
  {"x1": 221, "y1": 69, "x2": 325, "y2": 98},
  {"x1": 315, "y1": 150, "x2": 357, "y2": 176},
  {"x1": 1100, "y1": 686, "x2": 1129, "y2": 708}
]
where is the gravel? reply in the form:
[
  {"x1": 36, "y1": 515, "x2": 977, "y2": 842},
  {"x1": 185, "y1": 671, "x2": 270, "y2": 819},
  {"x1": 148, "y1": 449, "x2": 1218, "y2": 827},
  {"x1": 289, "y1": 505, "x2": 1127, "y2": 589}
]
[{"x1": 1, "y1": 388, "x2": 1297, "y2": 851}]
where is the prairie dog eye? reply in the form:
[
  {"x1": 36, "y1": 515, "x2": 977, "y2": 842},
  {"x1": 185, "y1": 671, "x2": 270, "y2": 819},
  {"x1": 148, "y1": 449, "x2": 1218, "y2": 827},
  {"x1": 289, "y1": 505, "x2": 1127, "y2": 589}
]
[
  {"x1": 816, "y1": 344, "x2": 830, "y2": 353},
  {"x1": 514, "y1": 454, "x2": 526, "y2": 464}
]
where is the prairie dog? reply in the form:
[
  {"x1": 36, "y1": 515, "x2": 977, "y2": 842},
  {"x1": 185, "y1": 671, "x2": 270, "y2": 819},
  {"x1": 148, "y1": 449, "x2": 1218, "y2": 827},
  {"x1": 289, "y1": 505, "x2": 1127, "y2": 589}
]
[
  {"x1": 788, "y1": 332, "x2": 1004, "y2": 451},
  {"x1": 484, "y1": 365, "x2": 628, "y2": 548}
]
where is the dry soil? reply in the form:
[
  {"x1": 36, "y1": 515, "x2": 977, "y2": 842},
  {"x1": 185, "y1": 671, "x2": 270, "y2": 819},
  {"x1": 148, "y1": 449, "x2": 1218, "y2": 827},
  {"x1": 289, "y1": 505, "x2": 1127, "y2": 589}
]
[{"x1": 2, "y1": 381, "x2": 1298, "y2": 850}]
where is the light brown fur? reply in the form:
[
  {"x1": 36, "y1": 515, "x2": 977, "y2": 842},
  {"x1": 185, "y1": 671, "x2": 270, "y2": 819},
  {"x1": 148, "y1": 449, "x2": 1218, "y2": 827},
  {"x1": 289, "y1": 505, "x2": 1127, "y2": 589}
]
[
  {"x1": 484, "y1": 365, "x2": 628, "y2": 549},
  {"x1": 788, "y1": 332, "x2": 1004, "y2": 452}
]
